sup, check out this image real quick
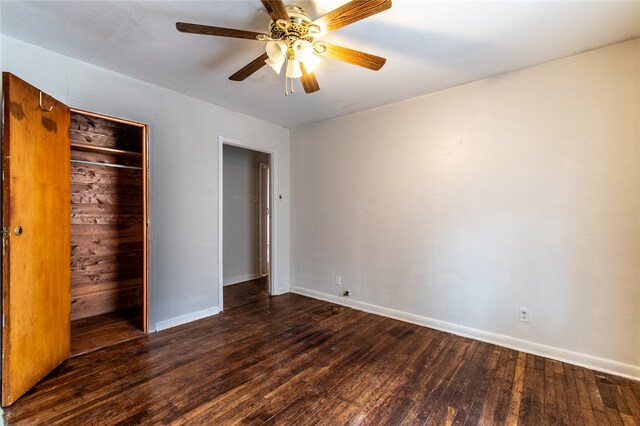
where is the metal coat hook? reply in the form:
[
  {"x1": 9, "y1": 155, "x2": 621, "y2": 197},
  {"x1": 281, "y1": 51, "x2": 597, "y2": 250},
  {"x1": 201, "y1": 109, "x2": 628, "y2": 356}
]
[{"x1": 39, "y1": 92, "x2": 53, "y2": 112}]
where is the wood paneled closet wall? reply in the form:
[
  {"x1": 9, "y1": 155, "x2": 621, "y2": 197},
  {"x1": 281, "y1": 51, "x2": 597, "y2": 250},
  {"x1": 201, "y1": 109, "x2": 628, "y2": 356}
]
[{"x1": 69, "y1": 110, "x2": 147, "y2": 354}]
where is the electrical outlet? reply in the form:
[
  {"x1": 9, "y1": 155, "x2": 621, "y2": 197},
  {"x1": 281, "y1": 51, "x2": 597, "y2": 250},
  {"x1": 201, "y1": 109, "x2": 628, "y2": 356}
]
[
  {"x1": 519, "y1": 307, "x2": 530, "y2": 323},
  {"x1": 335, "y1": 275, "x2": 342, "y2": 286}
]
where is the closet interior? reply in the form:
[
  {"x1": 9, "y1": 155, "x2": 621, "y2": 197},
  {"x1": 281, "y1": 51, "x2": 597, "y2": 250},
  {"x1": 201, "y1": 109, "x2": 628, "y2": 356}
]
[{"x1": 69, "y1": 111, "x2": 147, "y2": 356}]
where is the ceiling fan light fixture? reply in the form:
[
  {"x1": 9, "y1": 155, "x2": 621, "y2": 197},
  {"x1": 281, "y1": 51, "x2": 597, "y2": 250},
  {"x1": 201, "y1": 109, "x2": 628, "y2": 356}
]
[
  {"x1": 265, "y1": 40, "x2": 287, "y2": 74},
  {"x1": 302, "y1": 54, "x2": 321, "y2": 73},
  {"x1": 177, "y1": 0, "x2": 391, "y2": 94},
  {"x1": 266, "y1": 40, "x2": 287, "y2": 58},
  {"x1": 292, "y1": 39, "x2": 312, "y2": 59},
  {"x1": 292, "y1": 39, "x2": 320, "y2": 73},
  {"x1": 285, "y1": 59, "x2": 303, "y2": 79},
  {"x1": 265, "y1": 57, "x2": 285, "y2": 74}
]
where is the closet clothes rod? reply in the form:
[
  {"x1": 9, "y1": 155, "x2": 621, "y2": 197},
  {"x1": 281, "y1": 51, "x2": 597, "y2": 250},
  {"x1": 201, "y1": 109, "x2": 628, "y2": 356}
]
[{"x1": 71, "y1": 159, "x2": 142, "y2": 170}]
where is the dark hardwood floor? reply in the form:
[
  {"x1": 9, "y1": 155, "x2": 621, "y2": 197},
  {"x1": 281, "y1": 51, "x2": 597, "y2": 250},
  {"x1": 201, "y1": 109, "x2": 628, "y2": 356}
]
[
  {"x1": 71, "y1": 308, "x2": 144, "y2": 357},
  {"x1": 4, "y1": 280, "x2": 640, "y2": 425},
  {"x1": 224, "y1": 275, "x2": 270, "y2": 311}
]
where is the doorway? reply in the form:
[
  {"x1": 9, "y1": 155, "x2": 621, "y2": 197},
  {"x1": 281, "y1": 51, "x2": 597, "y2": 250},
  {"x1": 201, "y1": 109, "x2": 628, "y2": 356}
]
[{"x1": 221, "y1": 143, "x2": 271, "y2": 310}]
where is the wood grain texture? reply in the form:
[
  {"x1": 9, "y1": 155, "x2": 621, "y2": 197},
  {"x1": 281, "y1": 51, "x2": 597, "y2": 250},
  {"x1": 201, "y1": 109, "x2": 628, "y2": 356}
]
[
  {"x1": 229, "y1": 52, "x2": 270, "y2": 81},
  {"x1": 299, "y1": 63, "x2": 320, "y2": 94},
  {"x1": 261, "y1": 0, "x2": 289, "y2": 22},
  {"x1": 175, "y1": 22, "x2": 267, "y2": 40},
  {"x1": 1, "y1": 73, "x2": 71, "y2": 407},
  {"x1": 70, "y1": 112, "x2": 144, "y2": 321},
  {"x1": 315, "y1": 42, "x2": 386, "y2": 70},
  {"x1": 312, "y1": 0, "x2": 392, "y2": 34},
  {"x1": 71, "y1": 309, "x2": 144, "y2": 357},
  {"x1": 4, "y1": 281, "x2": 639, "y2": 424},
  {"x1": 71, "y1": 113, "x2": 142, "y2": 152}
]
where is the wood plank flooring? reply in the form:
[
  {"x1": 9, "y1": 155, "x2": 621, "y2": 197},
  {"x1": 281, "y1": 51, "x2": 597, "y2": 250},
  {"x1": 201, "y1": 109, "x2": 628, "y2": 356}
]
[
  {"x1": 71, "y1": 308, "x2": 144, "y2": 356},
  {"x1": 4, "y1": 281, "x2": 640, "y2": 425}
]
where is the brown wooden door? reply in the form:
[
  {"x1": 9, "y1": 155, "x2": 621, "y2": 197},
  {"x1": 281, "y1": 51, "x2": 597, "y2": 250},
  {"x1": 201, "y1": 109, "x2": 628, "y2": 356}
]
[{"x1": 2, "y1": 73, "x2": 71, "y2": 406}]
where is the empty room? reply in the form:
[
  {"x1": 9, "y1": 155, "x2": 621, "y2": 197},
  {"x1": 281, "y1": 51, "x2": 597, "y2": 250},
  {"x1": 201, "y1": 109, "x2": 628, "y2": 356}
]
[{"x1": 0, "y1": 0, "x2": 639, "y2": 424}]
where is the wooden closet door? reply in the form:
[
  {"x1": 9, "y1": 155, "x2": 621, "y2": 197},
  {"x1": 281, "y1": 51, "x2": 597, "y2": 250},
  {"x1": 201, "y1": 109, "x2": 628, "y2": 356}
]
[{"x1": 2, "y1": 73, "x2": 71, "y2": 406}]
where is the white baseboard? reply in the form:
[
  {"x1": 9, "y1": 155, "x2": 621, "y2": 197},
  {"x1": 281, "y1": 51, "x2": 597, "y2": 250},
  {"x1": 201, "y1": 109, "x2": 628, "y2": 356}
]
[
  {"x1": 290, "y1": 286, "x2": 640, "y2": 381},
  {"x1": 223, "y1": 273, "x2": 261, "y2": 287},
  {"x1": 271, "y1": 284, "x2": 289, "y2": 296},
  {"x1": 154, "y1": 306, "x2": 221, "y2": 332}
]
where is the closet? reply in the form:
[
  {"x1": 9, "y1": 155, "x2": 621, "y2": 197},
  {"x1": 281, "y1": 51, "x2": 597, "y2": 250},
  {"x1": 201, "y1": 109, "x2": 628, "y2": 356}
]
[
  {"x1": 2, "y1": 74, "x2": 150, "y2": 405},
  {"x1": 69, "y1": 110, "x2": 148, "y2": 356}
]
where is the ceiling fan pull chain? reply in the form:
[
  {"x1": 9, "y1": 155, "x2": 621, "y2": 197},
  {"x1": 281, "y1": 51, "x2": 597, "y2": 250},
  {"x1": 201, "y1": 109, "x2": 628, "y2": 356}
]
[
  {"x1": 285, "y1": 75, "x2": 288, "y2": 96},
  {"x1": 290, "y1": 77, "x2": 294, "y2": 94}
]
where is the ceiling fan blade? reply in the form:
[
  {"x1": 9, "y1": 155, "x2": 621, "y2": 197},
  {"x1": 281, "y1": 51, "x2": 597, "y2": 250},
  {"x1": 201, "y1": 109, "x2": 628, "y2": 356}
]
[
  {"x1": 261, "y1": 0, "x2": 289, "y2": 22},
  {"x1": 300, "y1": 63, "x2": 320, "y2": 94},
  {"x1": 176, "y1": 22, "x2": 267, "y2": 40},
  {"x1": 229, "y1": 53, "x2": 270, "y2": 81},
  {"x1": 314, "y1": 42, "x2": 386, "y2": 71},
  {"x1": 311, "y1": 0, "x2": 392, "y2": 34}
]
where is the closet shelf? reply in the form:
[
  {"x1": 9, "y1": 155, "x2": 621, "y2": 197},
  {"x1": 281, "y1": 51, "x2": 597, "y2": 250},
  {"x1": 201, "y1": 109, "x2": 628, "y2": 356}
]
[{"x1": 71, "y1": 143, "x2": 142, "y2": 158}]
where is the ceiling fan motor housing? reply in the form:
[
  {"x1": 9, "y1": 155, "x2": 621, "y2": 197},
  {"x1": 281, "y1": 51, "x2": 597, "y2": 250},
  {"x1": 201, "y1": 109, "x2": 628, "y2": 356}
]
[{"x1": 268, "y1": 4, "x2": 319, "y2": 51}]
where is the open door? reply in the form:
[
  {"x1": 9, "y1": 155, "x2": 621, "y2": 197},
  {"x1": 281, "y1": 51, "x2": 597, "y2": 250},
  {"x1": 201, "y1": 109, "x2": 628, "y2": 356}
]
[
  {"x1": 2, "y1": 73, "x2": 71, "y2": 406},
  {"x1": 258, "y1": 161, "x2": 270, "y2": 277}
]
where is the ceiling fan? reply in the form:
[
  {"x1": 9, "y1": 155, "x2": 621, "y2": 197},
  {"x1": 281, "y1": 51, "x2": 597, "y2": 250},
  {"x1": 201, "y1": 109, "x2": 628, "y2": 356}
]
[{"x1": 176, "y1": 0, "x2": 392, "y2": 95}]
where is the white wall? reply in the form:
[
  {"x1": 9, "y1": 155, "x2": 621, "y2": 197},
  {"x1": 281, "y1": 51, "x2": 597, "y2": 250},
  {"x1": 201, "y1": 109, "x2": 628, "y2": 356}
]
[
  {"x1": 223, "y1": 145, "x2": 268, "y2": 285},
  {"x1": 291, "y1": 39, "x2": 640, "y2": 379},
  {"x1": 1, "y1": 35, "x2": 290, "y2": 331}
]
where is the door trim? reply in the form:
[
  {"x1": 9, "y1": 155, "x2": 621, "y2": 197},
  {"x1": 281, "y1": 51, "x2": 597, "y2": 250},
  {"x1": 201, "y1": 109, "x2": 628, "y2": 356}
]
[
  {"x1": 258, "y1": 161, "x2": 270, "y2": 277},
  {"x1": 70, "y1": 108, "x2": 150, "y2": 333},
  {"x1": 218, "y1": 136, "x2": 275, "y2": 311}
]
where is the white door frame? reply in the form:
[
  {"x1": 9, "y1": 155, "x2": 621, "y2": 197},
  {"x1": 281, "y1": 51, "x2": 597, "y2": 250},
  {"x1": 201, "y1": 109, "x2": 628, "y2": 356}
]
[
  {"x1": 258, "y1": 162, "x2": 270, "y2": 277},
  {"x1": 218, "y1": 136, "x2": 275, "y2": 311}
]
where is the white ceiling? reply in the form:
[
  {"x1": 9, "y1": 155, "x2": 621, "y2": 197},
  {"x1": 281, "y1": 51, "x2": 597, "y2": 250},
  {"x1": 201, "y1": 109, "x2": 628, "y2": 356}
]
[{"x1": 2, "y1": 1, "x2": 640, "y2": 128}]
